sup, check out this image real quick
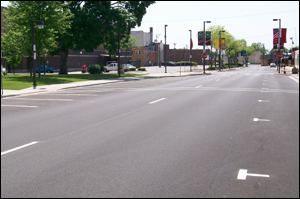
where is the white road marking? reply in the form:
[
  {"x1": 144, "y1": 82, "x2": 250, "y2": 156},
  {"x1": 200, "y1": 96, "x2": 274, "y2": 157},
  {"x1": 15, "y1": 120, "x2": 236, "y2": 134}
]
[
  {"x1": 13, "y1": 98, "x2": 73, "y2": 101},
  {"x1": 237, "y1": 169, "x2": 270, "y2": 180},
  {"x1": 258, "y1": 100, "x2": 269, "y2": 102},
  {"x1": 48, "y1": 93, "x2": 98, "y2": 96},
  {"x1": 149, "y1": 98, "x2": 166, "y2": 104},
  {"x1": 289, "y1": 76, "x2": 299, "y2": 83},
  {"x1": 1, "y1": 141, "x2": 39, "y2": 156},
  {"x1": 195, "y1": 85, "x2": 202, "y2": 88},
  {"x1": 253, "y1": 118, "x2": 270, "y2": 122},
  {"x1": 1, "y1": 105, "x2": 38, "y2": 108}
]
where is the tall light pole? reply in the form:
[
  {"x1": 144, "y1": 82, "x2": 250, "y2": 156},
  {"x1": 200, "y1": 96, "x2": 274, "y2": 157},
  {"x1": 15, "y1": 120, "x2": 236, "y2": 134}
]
[
  {"x1": 173, "y1": 43, "x2": 176, "y2": 62},
  {"x1": 32, "y1": 20, "x2": 44, "y2": 89},
  {"x1": 164, "y1": 24, "x2": 168, "y2": 73},
  {"x1": 203, "y1": 21, "x2": 211, "y2": 74},
  {"x1": 262, "y1": 44, "x2": 265, "y2": 66},
  {"x1": 273, "y1": 18, "x2": 281, "y2": 73},
  {"x1": 189, "y1": 30, "x2": 192, "y2": 71},
  {"x1": 219, "y1": 30, "x2": 225, "y2": 71}
]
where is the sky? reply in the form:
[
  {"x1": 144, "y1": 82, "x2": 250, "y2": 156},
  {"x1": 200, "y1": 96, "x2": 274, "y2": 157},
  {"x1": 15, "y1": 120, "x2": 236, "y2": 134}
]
[{"x1": 2, "y1": 1, "x2": 299, "y2": 52}]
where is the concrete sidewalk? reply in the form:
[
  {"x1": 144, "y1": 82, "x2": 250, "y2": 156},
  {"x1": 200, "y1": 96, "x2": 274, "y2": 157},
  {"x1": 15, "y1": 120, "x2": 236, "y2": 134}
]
[
  {"x1": 1, "y1": 67, "x2": 208, "y2": 98},
  {"x1": 1, "y1": 66, "x2": 298, "y2": 98}
]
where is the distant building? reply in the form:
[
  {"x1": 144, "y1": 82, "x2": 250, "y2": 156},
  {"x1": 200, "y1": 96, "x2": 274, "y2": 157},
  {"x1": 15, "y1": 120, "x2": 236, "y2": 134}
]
[{"x1": 130, "y1": 27, "x2": 153, "y2": 47}]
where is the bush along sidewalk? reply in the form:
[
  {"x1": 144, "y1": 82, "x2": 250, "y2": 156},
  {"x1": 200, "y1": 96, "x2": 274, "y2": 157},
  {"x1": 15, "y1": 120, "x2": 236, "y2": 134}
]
[
  {"x1": 137, "y1": 67, "x2": 146, "y2": 71},
  {"x1": 88, "y1": 64, "x2": 106, "y2": 74}
]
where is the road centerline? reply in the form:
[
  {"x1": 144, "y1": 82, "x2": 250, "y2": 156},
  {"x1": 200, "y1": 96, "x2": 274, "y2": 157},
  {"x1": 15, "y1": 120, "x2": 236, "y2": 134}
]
[
  {"x1": 149, "y1": 98, "x2": 166, "y2": 104},
  {"x1": 1, "y1": 141, "x2": 39, "y2": 156}
]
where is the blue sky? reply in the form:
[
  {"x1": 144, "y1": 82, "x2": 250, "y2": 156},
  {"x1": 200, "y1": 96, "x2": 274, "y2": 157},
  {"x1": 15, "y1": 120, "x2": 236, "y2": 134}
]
[{"x1": 2, "y1": 1, "x2": 299, "y2": 52}]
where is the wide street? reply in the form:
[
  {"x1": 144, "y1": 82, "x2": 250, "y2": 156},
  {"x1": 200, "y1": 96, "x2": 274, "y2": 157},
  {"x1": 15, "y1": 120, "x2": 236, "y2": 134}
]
[{"x1": 1, "y1": 65, "x2": 299, "y2": 197}]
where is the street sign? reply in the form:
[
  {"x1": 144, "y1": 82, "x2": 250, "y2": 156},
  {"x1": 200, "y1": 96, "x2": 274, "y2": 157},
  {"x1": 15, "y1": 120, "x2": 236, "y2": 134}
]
[
  {"x1": 277, "y1": 53, "x2": 283, "y2": 59},
  {"x1": 202, "y1": 53, "x2": 207, "y2": 59}
]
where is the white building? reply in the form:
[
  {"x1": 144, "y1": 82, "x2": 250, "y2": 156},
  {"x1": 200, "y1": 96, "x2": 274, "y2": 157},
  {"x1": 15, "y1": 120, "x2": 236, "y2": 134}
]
[{"x1": 130, "y1": 27, "x2": 153, "y2": 47}]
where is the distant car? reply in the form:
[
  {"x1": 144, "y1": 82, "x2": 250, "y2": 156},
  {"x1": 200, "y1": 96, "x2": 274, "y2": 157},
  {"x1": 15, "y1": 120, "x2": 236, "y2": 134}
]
[
  {"x1": 36, "y1": 65, "x2": 56, "y2": 73},
  {"x1": 106, "y1": 61, "x2": 117, "y2": 66},
  {"x1": 123, "y1": 64, "x2": 136, "y2": 69},
  {"x1": 270, "y1": 63, "x2": 276, "y2": 68},
  {"x1": 105, "y1": 63, "x2": 129, "y2": 72},
  {"x1": 161, "y1": 61, "x2": 176, "y2": 66}
]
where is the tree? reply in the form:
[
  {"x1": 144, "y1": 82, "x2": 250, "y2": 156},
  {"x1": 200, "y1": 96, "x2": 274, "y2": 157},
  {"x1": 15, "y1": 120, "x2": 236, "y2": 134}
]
[
  {"x1": 55, "y1": 1, "x2": 155, "y2": 74},
  {"x1": 120, "y1": 35, "x2": 140, "y2": 64},
  {"x1": 2, "y1": 1, "x2": 156, "y2": 75},
  {"x1": 251, "y1": 42, "x2": 268, "y2": 55},
  {"x1": 1, "y1": 1, "x2": 72, "y2": 75}
]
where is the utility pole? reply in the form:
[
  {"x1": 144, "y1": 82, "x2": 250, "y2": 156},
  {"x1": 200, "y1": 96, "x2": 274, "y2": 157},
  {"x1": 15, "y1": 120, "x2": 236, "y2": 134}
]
[
  {"x1": 203, "y1": 21, "x2": 211, "y2": 74},
  {"x1": 173, "y1": 43, "x2": 176, "y2": 62},
  {"x1": 189, "y1": 30, "x2": 192, "y2": 71},
  {"x1": 164, "y1": 24, "x2": 168, "y2": 73},
  {"x1": 156, "y1": 34, "x2": 160, "y2": 66}
]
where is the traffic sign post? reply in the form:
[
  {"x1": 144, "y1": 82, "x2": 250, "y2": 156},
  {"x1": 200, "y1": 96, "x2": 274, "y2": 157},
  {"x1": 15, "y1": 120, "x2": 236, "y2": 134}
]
[{"x1": 277, "y1": 53, "x2": 282, "y2": 59}]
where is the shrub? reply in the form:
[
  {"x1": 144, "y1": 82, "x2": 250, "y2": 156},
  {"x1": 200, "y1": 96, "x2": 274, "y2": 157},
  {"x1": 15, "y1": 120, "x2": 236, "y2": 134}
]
[
  {"x1": 238, "y1": 62, "x2": 243, "y2": 66},
  {"x1": 207, "y1": 66, "x2": 217, "y2": 70},
  {"x1": 88, "y1": 64, "x2": 105, "y2": 74},
  {"x1": 137, "y1": 67, "x2": 146, "y2": 71},
  {"x1": 175, "y1": 61, "x2": 197, "y2": 66},
  {"x1": 129, "y1": 67, "x2": 136, "y2": 71}
]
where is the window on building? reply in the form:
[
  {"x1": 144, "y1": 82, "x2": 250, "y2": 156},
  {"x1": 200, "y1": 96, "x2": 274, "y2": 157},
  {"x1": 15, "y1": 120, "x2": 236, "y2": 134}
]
[
  {"x1": 139, "y1": 50, "x2": 141, "y2": 55},
  {"x1": 135, "y1": 50, "x2": 139, "y2": 55}
]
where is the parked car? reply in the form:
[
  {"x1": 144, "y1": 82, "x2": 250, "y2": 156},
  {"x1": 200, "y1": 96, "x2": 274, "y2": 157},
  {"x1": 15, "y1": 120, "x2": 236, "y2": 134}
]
[
  {"x1": 36, "y1": 65, "x2": 56, "y2": 73},
  {"x1": 105, "y1": 63, "x2": 129, "y2": 72},
  {"x1": 123, "y1": 64, "x2": 136, "y2": 69},
  {"x1": 106, "y1": 61, "x2": 117, "y2": 66},
  {"x1": 162, "y1": 61, "x2": 176, "y2": 66},
  {"x1": 270, "y1": 63, "x2": 276, "y2": 68}
]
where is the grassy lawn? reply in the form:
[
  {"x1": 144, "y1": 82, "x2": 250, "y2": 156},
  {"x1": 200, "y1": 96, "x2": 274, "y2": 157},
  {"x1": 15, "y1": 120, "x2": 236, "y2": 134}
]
[{"x1": 1, "y1": 73, "x2": 145, "y2": 90}]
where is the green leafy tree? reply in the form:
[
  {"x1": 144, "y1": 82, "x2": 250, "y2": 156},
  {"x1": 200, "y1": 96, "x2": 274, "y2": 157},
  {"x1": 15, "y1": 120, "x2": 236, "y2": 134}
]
[
  {"x1": 227, "y1": 40, "x2": 245, "y2": 64},
  {"x1": 1, "y1": 1, "x2": 72, "y2": 75},
  {"x1": 55, "y1": 1, "x2": 155, "y2": 74},
  {"x1": 251, "y1": 42, "x2": 269, "y2": 55}
]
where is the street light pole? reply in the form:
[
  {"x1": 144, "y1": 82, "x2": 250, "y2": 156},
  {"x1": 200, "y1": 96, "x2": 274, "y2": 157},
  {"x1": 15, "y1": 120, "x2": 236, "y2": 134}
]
[
  {"x1": 164, "y1": 24, "x2": 168, "y2": 73},
  {"x1": 189, "y1": 30, "x2": 192, "y2": 71},
  {"x1": 273, "y1": 18, "x2": 281, "y2": 73},
  {"x1": 32, "y1": 20, "x2": 44, "y2": 89},
  {"x1": 219, "y1": 30, "x2": 225, "y2": 71},
  {"x1": 203, "y1": 21, "x2": 211, "y2": 74}
]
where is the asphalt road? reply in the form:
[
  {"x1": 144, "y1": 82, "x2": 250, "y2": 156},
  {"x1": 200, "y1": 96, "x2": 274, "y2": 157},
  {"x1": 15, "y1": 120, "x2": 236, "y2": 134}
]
[{"x1": 1, "y1": 66, "x2": 299, "y2": 198}]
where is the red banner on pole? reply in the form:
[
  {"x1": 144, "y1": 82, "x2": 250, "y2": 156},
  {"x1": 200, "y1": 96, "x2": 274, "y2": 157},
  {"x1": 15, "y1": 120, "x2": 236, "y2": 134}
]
[
  {"x1": 190, "y1": 38, "x2": 193, "y2": 50},
  {"x1": 281, "y1": 28, "x2": 287, "y2": 43},
  {"x1": 273, "y1": 28, "x2": 287, "y2": 44},
  {"x1": 273, "y1": 43, "x2": 284, "y2": 49}
]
